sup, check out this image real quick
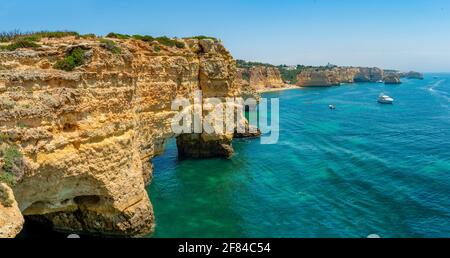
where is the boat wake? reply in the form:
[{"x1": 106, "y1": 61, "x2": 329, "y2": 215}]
[
  {"x1": 426, "y1": 79, "x2": 450, "y2": 111},
  {"x1": 427, "y1": 79, "x2": 445, "y2": 92}
]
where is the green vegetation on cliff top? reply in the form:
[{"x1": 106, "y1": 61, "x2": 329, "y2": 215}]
[
  {"x1": 106, "y1": 32, "x2": 186, "y2": 49},
  {"x1": 54, "y1": 47, "x2": 86, "y2": 71}
]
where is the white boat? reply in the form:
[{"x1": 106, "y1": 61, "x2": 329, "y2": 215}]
[
  {"x1": 378, "y1": 93, "x2": 394, "y2": 104},
  {"x1": 377, "y1": 80, "x2": 384, "y2": 83},
  {"x1": 329, "y1": 105, "x2": 336, "y2": 110}
]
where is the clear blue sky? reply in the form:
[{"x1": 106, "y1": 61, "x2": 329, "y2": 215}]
[{"x1": 1, "y1": 0, "x2": 450, "y2": 72}]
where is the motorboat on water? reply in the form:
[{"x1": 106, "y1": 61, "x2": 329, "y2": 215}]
[
  {"x1": 377, "y1": 80, "x2": 384, "y2": 83},
  {"x1": 329, "y1": 105, "x2": 336, "y2": 110},
  {"x1": 378, "y1": 93, "x2": 394, "y2": 104}
]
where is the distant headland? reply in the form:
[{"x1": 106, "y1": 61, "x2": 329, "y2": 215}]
[{"x1": 236, "y1": 60, "x2": 424, "y2": 92}]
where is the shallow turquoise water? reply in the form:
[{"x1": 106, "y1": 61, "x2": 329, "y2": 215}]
[{"x1": 147, "y1": 74, "x2": 450, "y2": 238}]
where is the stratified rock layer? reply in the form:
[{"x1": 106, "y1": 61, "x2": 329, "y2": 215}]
[
  {"x1": 237, "y1": 66, "x2": 285, "y2": 91},
  {"x1": 297, "y1": 67, "x2": 385, "y2": 86},
  {"x1": 0, "y1": 36, "x2": 241, "y2": 237}
]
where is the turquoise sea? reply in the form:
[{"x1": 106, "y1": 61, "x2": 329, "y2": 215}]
[{"x1": 148, "y1": 74, "x2": 450, "y2": 238}]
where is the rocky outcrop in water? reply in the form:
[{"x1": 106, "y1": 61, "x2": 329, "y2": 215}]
[
  {"x1": 383, "y1": 73, "x2": 402, "y2": 84},
  {"x1": 0, "y1": 35, "x2": 250, "y2": 237},
  {"x1": 400, "y1": 71, "x2": 424, "y2": 80}
]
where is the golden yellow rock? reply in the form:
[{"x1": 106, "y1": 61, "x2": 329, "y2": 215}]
[
  {"x1": 0, "y1": 35, "x2": 242, "y2": 237},
  {"x1": 237, "y1": 66, "x2": 285, "y2": 91},
  {"x1": 0, "y1": 183, "x2": 24, "y2": 238}
]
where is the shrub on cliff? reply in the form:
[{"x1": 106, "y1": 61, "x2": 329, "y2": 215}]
[
  {"x1": 106, "y1": 32, "x2": 131, "y2": 39},
  {"x1": 132, "y1": 35, "x2": 155, "y2": 42},
  {"x1": 127, "y1": 34, "x2": 185, "y2": 48},
  {"x1": 0, "y1": 38, "x2": 40, "y2": 51},
  {"x1": 154, "y1": 36, "x2": 185, "y2": 49},
  {"x1": 54, "y1": 47, "x2": 86, "y2": 71},
  {"x1": 99, "y1": 39, "x2": 121, "y2": 54},
  {"x1": 81, "y1": 33, "x2": 97, "y2": 39},
  {"x1": 0, "y1": 143, "x2": 23, "y2": 186}
]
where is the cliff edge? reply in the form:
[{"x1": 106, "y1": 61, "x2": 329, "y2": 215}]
[{"x1": 0, "y1": 34, "x2": 247, "y2": 237}]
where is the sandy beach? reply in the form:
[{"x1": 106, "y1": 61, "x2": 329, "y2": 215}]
[{"x1": 257, "y1": 85, "x2": 301, "y2": 93}]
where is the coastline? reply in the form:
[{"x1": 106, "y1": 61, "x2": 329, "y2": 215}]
[{"x1": 257, "y1": 84, "x2": 301, "y2": 93}]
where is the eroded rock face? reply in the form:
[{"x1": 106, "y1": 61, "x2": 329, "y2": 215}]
[
  {"x1": 237, "y1": 66, "x2": 285, "y2": 91},
  {"x1": 0, "y1": 183, "x2": 24, "y2": 238},
  {"x1": 383, "y1": 73, "x2": 402, "y2": 84},
  {"x1": 296, "y1": 69, "x2": 342, "y2": 87},
  {"x1": 296, "y1": 67, "x2": 387, "y2": 86},
  {"x1": 0, "y1": 36, "x2": 242, "y2": 237},
  {"x1": 354, "y1": 67, "x2": 384, "y2": 82}
]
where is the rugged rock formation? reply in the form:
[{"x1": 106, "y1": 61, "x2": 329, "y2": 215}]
[
  {"x1": 296, "y1": 69, "x2": 341, "y2": 86},
  {"x1": 400, "y1": 71, "x2": 424, "y2": 80},
  {"x1": 383, "y1": 73, "x2": 402, "y2": 84},
  {"x1": 0, "y1": 35, "x2": 248, "y2": 237},
  {"x1": 296, "y1": 67, "x2": 403, "y2": 86},
  {"x1": 177, "y1": 133, "x2": 234, "y2": 159},
  {"x1": 354, "y1": 67, "x2": 384, "y2": 82},
  {"x1": 0, "y1": 183, "x2": 24, "y2": 238},
  {"x1": 236, "y1": 66, "x2": 285, "y2": 91}
]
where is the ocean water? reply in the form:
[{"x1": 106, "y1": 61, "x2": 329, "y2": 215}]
[{"x1": 147, "y1": 74, "x2": 450, "y2": 238}]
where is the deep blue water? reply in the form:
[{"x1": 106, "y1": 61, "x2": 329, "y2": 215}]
[{"x1": 147, "y1": 74, "x2": 450, "y2": 238}]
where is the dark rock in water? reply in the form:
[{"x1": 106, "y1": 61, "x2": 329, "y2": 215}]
[
  {"x1": 177, "y1": 133, "x2": 234, "y2": 159},
  {"x1": 234, "y1": 127, "x2": 262, "y2": 139}
]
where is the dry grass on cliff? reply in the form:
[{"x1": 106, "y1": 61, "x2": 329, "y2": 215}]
[
  {"x1": 0, "y1": 30, "x2": 82, "y2": 43},
  {"x1": 0, "y1": 30, "x2": 91, "y2": 51},
  {"x1": 0, "y1": 38, "x2": 40, "y2": 51}
]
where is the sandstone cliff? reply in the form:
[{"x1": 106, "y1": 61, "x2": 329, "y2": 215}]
[
  {"x1": 0, "y1": 35, "x2": 247, "y2": 237},
  {"x1": 236, "y1": 66, "x2": 285, "y2": 91},
  {"x1": 296, "y1": 67, "x2": 403, "y2": 86},
  {"x1": 296, "y1": 69, "x2": 341, "y2": 87}
]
